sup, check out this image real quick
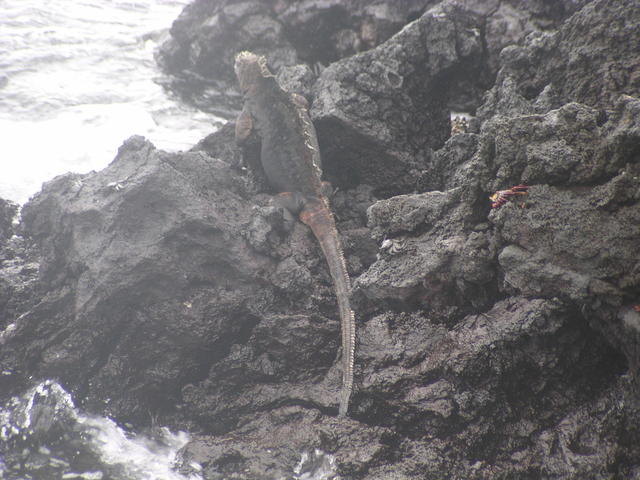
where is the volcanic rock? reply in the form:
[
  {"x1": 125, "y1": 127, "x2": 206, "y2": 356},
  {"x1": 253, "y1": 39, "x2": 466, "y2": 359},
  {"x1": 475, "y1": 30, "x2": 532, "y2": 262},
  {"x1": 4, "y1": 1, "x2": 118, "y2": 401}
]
[{"x1": 2, "y1": 0, "x2": 640, "y2": 478}]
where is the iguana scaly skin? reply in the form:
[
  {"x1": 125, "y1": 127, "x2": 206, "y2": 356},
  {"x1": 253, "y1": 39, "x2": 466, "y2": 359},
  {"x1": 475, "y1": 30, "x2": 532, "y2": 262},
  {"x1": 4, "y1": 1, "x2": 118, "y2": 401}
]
[{"x1": 234, "y1": 51, "x2": 355, "y2": 416}]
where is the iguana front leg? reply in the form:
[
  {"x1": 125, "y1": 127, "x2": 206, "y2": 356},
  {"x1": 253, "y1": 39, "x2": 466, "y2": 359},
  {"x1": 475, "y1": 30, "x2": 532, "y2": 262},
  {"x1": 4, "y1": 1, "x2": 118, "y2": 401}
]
[{"x1": 235, "y1": 105, "x2": 253, "y2": 145}]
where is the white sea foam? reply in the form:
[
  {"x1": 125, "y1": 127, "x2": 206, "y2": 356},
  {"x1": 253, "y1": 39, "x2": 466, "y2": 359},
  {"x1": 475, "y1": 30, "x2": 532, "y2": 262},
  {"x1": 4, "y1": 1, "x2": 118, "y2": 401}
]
[
  {"x1": 0, "y1": 380, "x2": 201, "y2": 480},
  {"x1": 77, "y1": 417, "x2": 201, "y2": 480},
  {"x1": 294, "y1": 449, "x2": 340, "y2": 480}
]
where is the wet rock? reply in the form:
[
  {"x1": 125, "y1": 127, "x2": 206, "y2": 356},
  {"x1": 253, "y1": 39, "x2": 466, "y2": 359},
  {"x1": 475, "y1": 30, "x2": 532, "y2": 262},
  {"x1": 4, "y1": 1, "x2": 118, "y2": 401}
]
[
  {"x1": 0, "y1": 199, "x2": 39, "y2": 343},
  {"x1": 0, "y1": 198, "x2": 17, "y2": 244},
  {"x1": 179, "y1": 406, "x2": 392, "y2": 480},
  {"x1": 0, "y1": 380, "x2": 192, "y2": 480},
  {"x1": 0, "y1": 198, "x2": 18, "y2": 328},
  {"x1": 0, "y1": 235, "x2": 39, "y2": 335}
]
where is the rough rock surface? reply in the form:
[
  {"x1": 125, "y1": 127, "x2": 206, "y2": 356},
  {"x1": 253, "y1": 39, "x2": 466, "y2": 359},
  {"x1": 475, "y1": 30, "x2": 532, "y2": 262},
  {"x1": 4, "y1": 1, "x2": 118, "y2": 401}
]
[
  {"x1": 482, "y1": 0, "x2": 640, "y2": 114},
  {"x1": 0, "y1": 199, "x2": 39, "y2": 337},
  {"x1": 2, "y1": 0, "x2": 640, "y2": 479},
  {"x1": 310, "y1": 3, "x2": 486, "y2": 196},
  {"x1": 0, "y1": 198, "x2": 17, "y2": 243},
  {"x1": 156, "y1": 0, "x2": 583, "y2": 117}
]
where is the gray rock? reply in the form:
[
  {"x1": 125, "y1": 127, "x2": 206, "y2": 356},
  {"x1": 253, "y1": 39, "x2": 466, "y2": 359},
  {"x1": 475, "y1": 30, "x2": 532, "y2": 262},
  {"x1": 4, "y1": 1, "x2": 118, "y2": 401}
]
[
  {"x1": 0, "y1": 197, "x2": 17, "y2": 244},
  {"x1": 494, "y1": 181, "x2": 639, "y2": 303},
  {"x1": 156, "y1": 0, "x2": 440, "y2": 116},
  {"x1": 481, "y1": 0, "x2": 640, "y2": 116},
  {"x1": 0, "y1": 199, "x2": 39, "y2": 351},
  {"x1": 430, "y1": 94, "x2": 640, "y2": 196},
  {"x1": 353, "y1": 298, "x2": 629, "y2": 477},
  {"x1": 156, "y1": 0, "x2": 298, "y2": 115},
  {"x1": 311, "y1": 3, "x2": 485, "y2": 196},
  {"x1": 1, "y1": 135, "x2": 360, "y2": 427},
  {"x1": 358, "y1": 186, "x2": 497, "y2": 316},
  {"x1": 3, "y1": 0, "x2": 640, "y2": 478},
  {"x1": 157, "y1": 0, "x2": 582, "y2": 119}
]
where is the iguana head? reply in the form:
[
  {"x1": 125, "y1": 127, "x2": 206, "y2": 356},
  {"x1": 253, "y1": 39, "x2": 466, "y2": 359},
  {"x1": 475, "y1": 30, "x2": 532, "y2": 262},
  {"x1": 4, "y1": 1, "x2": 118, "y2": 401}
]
[{"x1": 234, "y1": 51, "x2": 273, "y2": 94}]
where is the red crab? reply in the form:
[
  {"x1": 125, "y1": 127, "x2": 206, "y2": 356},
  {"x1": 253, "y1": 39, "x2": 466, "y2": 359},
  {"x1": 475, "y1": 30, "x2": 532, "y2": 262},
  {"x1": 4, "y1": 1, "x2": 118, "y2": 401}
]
[{"x1": 490, "y1": 184, "x2": 529, "y2": 209}]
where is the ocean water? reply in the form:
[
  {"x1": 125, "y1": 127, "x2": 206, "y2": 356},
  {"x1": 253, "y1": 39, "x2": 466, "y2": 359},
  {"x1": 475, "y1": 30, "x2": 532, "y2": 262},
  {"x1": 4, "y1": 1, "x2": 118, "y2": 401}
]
[
  {"x1": 0, "y1": 0, "x2": 219, "y2": 205},
  {"x1": 0, "y1": 380, "x2": 203, "y2": 480},
  {"x1": 0, "y1": 380, "x2": 340, "y2": 480},
  {"x1": 0, "y1": 2, "x2": 209, "y2": 477}
]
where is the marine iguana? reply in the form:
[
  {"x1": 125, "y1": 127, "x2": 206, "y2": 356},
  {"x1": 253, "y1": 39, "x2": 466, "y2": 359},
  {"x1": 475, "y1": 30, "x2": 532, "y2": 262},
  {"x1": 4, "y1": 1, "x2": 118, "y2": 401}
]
[{"x1": 234, "y1": 51, "x2": 355, "y2": 416}]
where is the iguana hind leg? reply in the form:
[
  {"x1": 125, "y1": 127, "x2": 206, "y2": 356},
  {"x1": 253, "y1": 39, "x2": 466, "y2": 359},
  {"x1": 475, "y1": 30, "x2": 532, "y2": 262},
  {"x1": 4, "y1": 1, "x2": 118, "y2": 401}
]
[{"x1": 273, "y1": 192, "x2": 306, "y2": 231}]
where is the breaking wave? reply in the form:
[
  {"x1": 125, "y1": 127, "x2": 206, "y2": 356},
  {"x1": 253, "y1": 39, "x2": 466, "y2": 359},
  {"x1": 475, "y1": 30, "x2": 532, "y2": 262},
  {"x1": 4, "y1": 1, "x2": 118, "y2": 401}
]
[{"x1": 0, "y1": 380, "x2": 202, "y2": 480}]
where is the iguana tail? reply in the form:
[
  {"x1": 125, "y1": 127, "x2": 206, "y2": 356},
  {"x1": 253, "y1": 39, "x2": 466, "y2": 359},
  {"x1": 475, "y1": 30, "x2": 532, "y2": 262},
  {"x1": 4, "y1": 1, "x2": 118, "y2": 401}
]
[{"x1": 300, "y1": 198, "x2": 355, "y2": 417}]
